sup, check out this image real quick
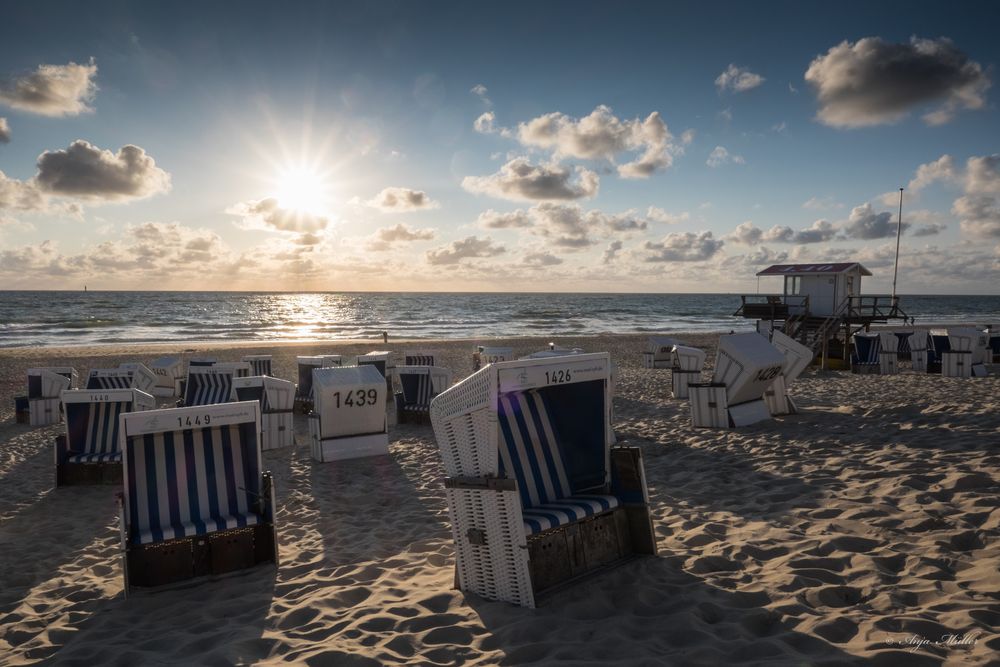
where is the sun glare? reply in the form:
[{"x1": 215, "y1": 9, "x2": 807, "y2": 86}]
[{"x1": 274, "y1": 166, "x2": 330, "y2": 215}]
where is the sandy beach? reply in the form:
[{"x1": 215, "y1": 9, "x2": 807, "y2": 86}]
[{"x1": 0, "y1": 333, "x2": 998, "y2": 665}]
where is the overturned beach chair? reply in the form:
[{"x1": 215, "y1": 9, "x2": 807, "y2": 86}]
[
  {"x1": 55, "y1": 388, "x2": 155, "y2": 485},
  {"x1": 308, "y1": 365, "x2": 389, "y2": 462},
  {"x1": 15, "y1": 367, "x2": 78, "y2": 426},
  {"x1": 431, "y1": 352, "x2": 656, "y2": 607},
  {"x1": 180, "y1": 366, "x2": 237, "y2": 406},
  {"x1": 908, "y1": 331, "x2": 930, "y2": 372},
  {"x1": 688, "y1": 333, "x2": 785, "y2": 428},
  {"x1": 393, "y1": 366, "x2": 451, "y2": 424},
  {"x1": 234, "y1": 376, "x2": 295, "y2": 449},
  {"x1": 118, "y1": 363, "x2": 158, "y2": 394},
  {"x1": 669, "y1": 345, "x2": 705, "y2": 399},
  {"x1": 761, "y1": 330, "x2": 813, "y2": 415},
  {"x1": 87, "y1": 363, "x2": 158, "y2": 393},
  {"x1": 944, "y1": 328, "x2": 988, "y2": 377},
  {"x1": 242, "y1": 355, "x2": 273, "y2": 377},
  {"x1": 150, "y1": 357, "x2": 184, "y2": 397},
  {"x1": 850, "y1": 332, "x2": 881, "y2": 375},
  {"x1": 118, "y1": 402, "x2": 277, "y2": 593},
  {"x1": 473, "y1": 345, "x2": 514, "y2": 371},
  {"x1": 643, "y1": 336, "x2": 683, "y2": 369},
  {"x1": 295, "y1": 355, "x2": 343, "y2": 412}
]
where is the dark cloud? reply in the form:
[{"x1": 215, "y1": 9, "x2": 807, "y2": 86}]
[
  {"x1": 841, "y1": 202, "x2": 907, "y2": 239},
  {"x1": 0, "y1": 60, "x2": 98, "y2": 116},
  {"x1": 425, "y1": 236, "x2": 506, "y2": 265},
  {"x1": 805, "y1": 37, "x2": 990, "y2": 127},
  {"x1": 35, "y1": 140, "x2": 170, "y2": 201},
  {"x1": 602, "y1": 240, "x2": 623, "y2": 264},
  {"x1": 462, "y1": 158, "x2": 599, "y2": 201}
]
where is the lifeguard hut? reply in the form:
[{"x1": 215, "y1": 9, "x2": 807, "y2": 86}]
[{"x1": 734, "y1": 262, "x2": 907, "y2": 368}]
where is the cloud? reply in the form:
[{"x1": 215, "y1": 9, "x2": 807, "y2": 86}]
[
  {"x1": 365, "y1": 186, "x2": 439, "y2": 212},
  {"x1": 474, "y1": 111, "x2": 496, "y2": 134},
  {"x1": 602, "y1": 240, "x2": 623, "y2": 264},
  {"x1": 477, "y1": 208, "x2": 532, "y2": 229},
  {"x1": 471, "y1": 83, "x2": 492, "y2": 107},
  {"x1": 715, "y1": 64, "x2": 765, "y2": 93},
  {"x1": 727, "y1": 219, "x2": 838, "y2": 245},
  {"x1": 0, "y1": 118, "x2": 9, "y2": 143},
  {"x1": 426, "y1": 235, "x2": 506, "y2": 265},
  {"x1": 0, "y1": 170, "x2": 45, "y2": 211},
  {"x1": 462, "y1": 158, "x2": 599, "y2": 201},
  {"x1": 523, "y1": 251, "x2": 563, "y2": 267},
  {"x1": 706, "y1": 145, "x2": 744, "y2": 167},
  {"x1": 805, "y1": 36, "x2": 991, "y2": 128},
  {"x1": 227, "y1": 197, "x2": 328, "y2": 233},
  {"x1": 476, "y1": 202, "x2": 647, "y2": 248},
  {"x1": 646, "y1": 206, "x2": 689, "y2": 224},
  {"x1": 367, "y1": 223, "x2": 436, "y2": 250},
  {"x1": 912, "y1": 222, "x2": 947, "y2": 237},
  {"x1": 954, "y1": 155, "x2": 1000, "y2": 238},
  {"x1": 841, "y1": 202, "x2": 906, "y2": 239},
  {"x1": 641, "y1": 231, "x2": 723, "y2": 262},
  {"x1": 802, "y1": 196, "x2": 843, "y2": 210},
  {"x1": 0, "y1": 60, "x2": 98, "y2": 117},
  {"x1": 34, "y1": 140, "x2": 170, "y2": 201},
  {"x1": 515, "y1": 105, "x2": 677, "y2": 179}
]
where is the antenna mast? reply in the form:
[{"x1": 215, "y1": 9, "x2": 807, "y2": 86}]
[{"x1": 891, "y1": 188, "x2": 903, "y2": 299}]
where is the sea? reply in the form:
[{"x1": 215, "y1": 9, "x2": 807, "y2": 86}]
[{"x1": 1, "y1": 291, "x2": 998, "y2": 348}]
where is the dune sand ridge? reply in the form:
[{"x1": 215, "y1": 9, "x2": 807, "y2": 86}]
[{"x1": 0, "y1": 334, "x2": 997, "y2": 665}]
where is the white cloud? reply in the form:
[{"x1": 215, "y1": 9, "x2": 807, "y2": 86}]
[
  {"x1": 474, "y1": 111, "x2": 496, "y2": 134},
  {"x1": 646, "y1": 206, "x2": 689, "y2": 225},
  {"x1": 0, "y1": 170, "x2": 45, "y2": 211},
  {"x1": 367, "y1": 223, "x2": 436, "y2": 250},
  {"x1": 0, "y1": 117, "x2": 9, "y2": 143},
  {"x1": 602, "y1": 240, "x2": 623, "y2": 264},
  {"x1": 841, "y1": 202, "x2": 905, "y2": 239},
  {"x1": 365, "y1": 186, "x2": 439, "y2": 212},
  {"x1": 462, "y1": 158, "x2": 599, "y2": 201},
  {"x1": 471, "y1": 83, "x2": 492, "y2": 107},
  {"x1": 426, "y1": 235, "x2": 506, "y2": 265},
  {"x1": 706, "y1": 146, "x2": 744, "y2": 167},
  {"x1": 35, "y1": 140, "x2": 170, "y2": 201},
  {"x1": 0, "y1": 59, "x2": 98, "y2": 117},
  {"x1": 805, "y1": 36, "x2": 991, "y2": 128},
  {"x1": 476, "y1": 202, "x2": 648, "y2": 249},
  {"x1": 515, "y1": 105, "x2": 677, "y2": 179},
  {"x1": 802, "y1": 196, "x2": 842, "y2": 210},
  {"x1": 715, "y1": 64, "x2": 765, "y2": 93},
  {"x1": 523, "y1": 251, "x2": 563, "y2": 267},
  {"x1": 477, "y1": 208, "x2": 532, "y2": 229},
  {"x1": 227, "y1": 197, "x2": 328, "y2": 233},
  {"x1": 640, "y1": 231, "x2": 724, "y2": 262}
]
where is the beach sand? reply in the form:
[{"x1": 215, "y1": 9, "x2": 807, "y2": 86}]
[{"x1": 0, "y1": 334, "x2": 997, "y2": 665}]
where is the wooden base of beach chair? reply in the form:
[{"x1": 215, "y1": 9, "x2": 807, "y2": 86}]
[
  {"x1": 528, "y1": 509, "x2": 632, "y2": 597},
  {"x1": 310, "y1": 431, "x2": 389, "y2": 462},
  {"x1": 57, "y1": 461, "x2": 122, "y2": 486},
  {"x1": 125, "y1": 522, "x2": 276, "y2": 591},
  {"x1": 851, "y1": 364, "x2": 880, "y2": 375},
  {"x1": 398, "y1": 409, "x2": 431, "y2": 424}
]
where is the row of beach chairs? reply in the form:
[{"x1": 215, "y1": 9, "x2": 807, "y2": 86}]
[{"x1": 851, "y1": 328, "x2": 993, "y2": 377}]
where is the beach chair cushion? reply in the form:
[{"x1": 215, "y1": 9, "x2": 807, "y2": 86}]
[
  {"x1": 126, "y1": 424, "x2": 260, "y2": 545},
  {"x1": 65, "y1": 401, "x2": 127, "y2": 458},
  {"x1": 521, "y1": 494, "x2": 620, "y2": 535}
]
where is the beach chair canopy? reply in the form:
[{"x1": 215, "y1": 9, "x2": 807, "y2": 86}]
[
  {"x1": 647, "y1": 336, "x2": 684, "y2": 355},
  {"x1": 947, "y1": 327, "x2": 984, "y2": 353},
  {"x1": 242, "y1": 355, "x2": 273, "y2": 377},
  {"x1": 767, "y1": 330, "x2": 813, "y2": 384},
  {"x1": 87, "y1": 369, "x2": 134, "y2": 390},
  {"x1": 851, "y1": 332, "x2": 880, "y2": 366},
  {"x1": 233, "y1": 375, "x2": 294, "y2": 412},
  {"x1": 296, "y1": 355, "x2": 343, "y2": 397},
  {"x1": 118, "y1": 363, "x2": 158, "y2": 394},
  {"x1": 395, "y1": 366, "x2": 451, "y2": 418},
  {"x1": 404, "y1": 353, "x2": 435, "y2": 366},
  {"x1": 357, "y1": 351, "x2": 396, "y2": 379},
  {"x1": 713, "y1": 333, "x2": 786, "y2": 405},
  {"x1": 908, "y1": 331, "x2": 930, "y2": 352},
  {"x1": 312, "y1": 365, "x2": 387, "y2": 439},
  {"x1": 28, "y1": 367, "x2": 76, "y2": 398},
  {"x1": 670, "y1": 345, "x2": 706, "y2": 372},
  {"x1": 183, "y1": 366, "x2": 236, "y2": 406},
  {"x1": 60, "y1": 389, "x2": 155, "y2": 464},
  {"x1": 478, "y1": 346, "x2": 514, "y2": 364}
]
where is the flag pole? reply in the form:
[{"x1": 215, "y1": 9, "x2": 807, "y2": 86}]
[{"x1": 891, "y1": 187, "x2": 903, "y2": 299}]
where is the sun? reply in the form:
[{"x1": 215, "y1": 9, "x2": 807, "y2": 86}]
[{"x1": 274, "y1": 166, "x2": 330, "y2": 215}]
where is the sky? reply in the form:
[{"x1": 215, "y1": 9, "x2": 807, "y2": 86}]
[{"x1": 1, "y1": 0, "x2": 999, "y2": 294}]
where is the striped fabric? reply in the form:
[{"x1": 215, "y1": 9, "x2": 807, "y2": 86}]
[
  {"x1": 86, "y1": 374, "x2": 132, "y2": 390},
  {"x1": 400, "y1": 373, "x2": 434, "y2": 410},
  {"x1": 125, "y1": 424, "x2": 259, "y2": 545},
  {"x1": 66, "y1": 400, "x2": 127, "y2": 461},
  {"x1": 851, "y1": 334, "x2": 880, "y2": 365},
  {"x1": 894, "y1": 332, "x2": 911, "y2": 354},
  {"x1": 522, "y1": 494, "x2": 620, "y2": 535},
  {"x1": 247, "y1": 359, "x2": 271, "y2": 376},
  {"x1": 185, "y1": 372, "x2": 233, "y2": 406},
  {"x1": 405, "y1": 355, "x2": 434, "y2": 366},
  {"x1": 497, "y1": 391, "x2": 573, "y2": 508}
]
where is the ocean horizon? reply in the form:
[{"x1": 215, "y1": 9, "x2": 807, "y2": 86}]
[{"x1": 2, "y1": 290, "x2": 999, "y2": 349}]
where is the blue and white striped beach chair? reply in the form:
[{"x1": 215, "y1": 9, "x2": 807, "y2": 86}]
[
  {"x1": 181, "y1": 366, "x2": 237, "y2": 406},
  {"x1": 56, "y1": 388, "x2": 155, "y2": 485},
  {"x1": 850, "y1": 332, "x2": 881, "y2": 374},
  {"x1": 431, "y1": 353, "x2": 656, "y2": 607},
  {"x1": 87, "y1": 369, "x2": 135, "y2": 390},
  {"x1": 117, "y1": 402, "x2": 277, "y2": 592},
  {"x1": 393, "y1": 365, "x2": 451, "y2": 423},
  {"x1": 242, "y1": 355, "x2": 273, "y2": 377}
]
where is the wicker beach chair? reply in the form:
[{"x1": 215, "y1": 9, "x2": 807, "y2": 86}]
[
  {"x1": 233, "y1": 376, "x2": 296, "y2": 449},
  {"x1": 294, "y1": 355, "x2": 343, "y2": 413},
  {"x1": 393, "y1": 366, "x2": 451, "y2": 424},
  {"x1": 308, "y1": 365, "x2": 389, "y2": 462},
  {"x1": 688, "y1": 333, "x2": 785, "y2": 428},
  {"x1": 669, "y1": 345, "x2": 705, "y2": 399},
  {"x1": 117, "y1": 402, "x2": 277, "y2": 593},
  {"x1": 242, "y1": 355, "x2": 273, "y2": 377},
  {"x1": 180, "y1": 366, "x2": 237, "y2": 406},
  {"x1": 117, "y1": 363, "x2": 158, "y2": 394},
  {"x1": 850, "y1": 332, "x2": 881, "y2": 375},
  {"x1": 55, "y1": 388, "x2": 154, "y2": 485},
  {"x1": 642, "y1": 336, "x2": 683, "y2": 369},
  {"x1": 944, "y1": 328, "x2": 989, "y2": 377},
  {"x1": 357, "y1": 350, "x2": 399, "y2": 389},
  {"x1": 761, "y1": 330, "x2": 813, "y2": 415},
  {"x1": 15, "y1": 367, "x2": 78, "y2": 426},
  {"x1": 150, "y1": 357, "x2": 184, "y2": 397},
  {"x1": 430, "y1": 352, "x2": 657, "y2": 607},
  {"x1": 908, "y1": 331, "x2": 930, "y2": 372}
]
